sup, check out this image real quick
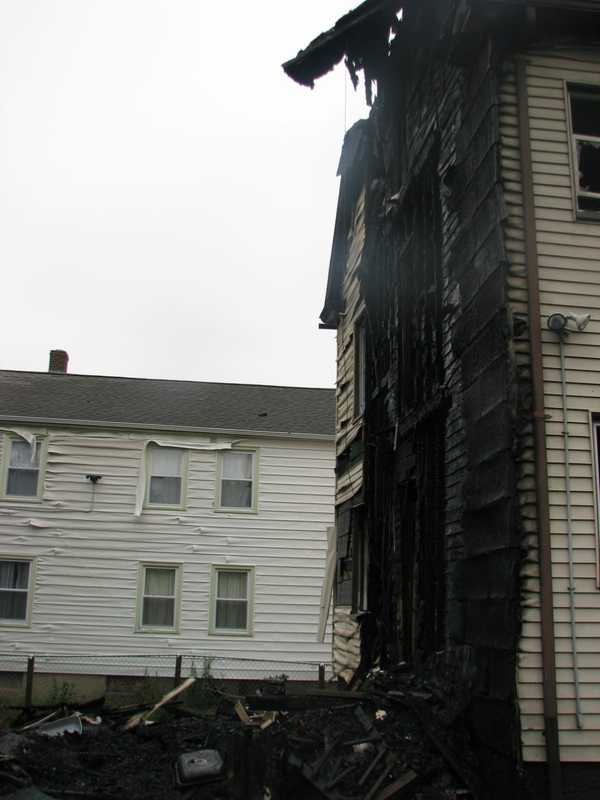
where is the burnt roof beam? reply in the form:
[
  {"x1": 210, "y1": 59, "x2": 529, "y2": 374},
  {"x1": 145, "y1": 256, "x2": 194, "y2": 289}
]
[{"x1": 282, "y1": 0, "x2": 403, "y2": 93}]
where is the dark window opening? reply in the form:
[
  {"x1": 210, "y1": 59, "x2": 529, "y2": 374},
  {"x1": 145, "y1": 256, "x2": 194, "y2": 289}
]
[
  {"x1": 335, "y1": 504, "x2": 367, "y2": 611},
  {"x1": 354, "y1": 320, "x2": 366, "y2": 418},
  {"x1": 569, "y1": 86, "x2": 600, "y2": 216},
  {"x1": 571, "y1": 90, "x2": 600, "y2": 136},
  {"x1": 351, "y1": 509, "x2": 368, "y2": 613},
  {"x1": 577, "y1": 141, "x2": 600, "y2": 194}
]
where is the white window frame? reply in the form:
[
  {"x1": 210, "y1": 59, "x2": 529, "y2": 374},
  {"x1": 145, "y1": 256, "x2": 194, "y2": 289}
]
[
  {"x1": 0, "y1": 434, "x2": 46, "y2": 501},
  {"x1": 144, "y1": 445, "x2": 188, "y2": 510},
  {"x1": 0, "y1": 557, "x2": 34, "y2": 627},
  {"x1": 566, "y1": 82, "x2": 600, "y2": 220},
  {"x1": 216, "y1": 449, "x2": 258, "y2": 513},
  {"x1": 209, "y1": 565, "x2": 255, "y2": 636},
  {"x1": 136, "y1": 562, "x2": 182, "y2": 633}
]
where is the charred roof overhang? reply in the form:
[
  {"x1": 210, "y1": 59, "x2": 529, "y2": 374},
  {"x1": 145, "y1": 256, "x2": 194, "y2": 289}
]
[
  {"x1": 282, "y1": 0, "x2": 403, "y2": 104},
  {"x1": 283, "y1": 0, "x2": 600, "y2": 94}
]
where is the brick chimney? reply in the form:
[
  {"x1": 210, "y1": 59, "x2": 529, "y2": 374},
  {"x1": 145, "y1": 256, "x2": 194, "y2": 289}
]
[{"x1": 48, "y1": 350, "x2": 69, "y2": 373}]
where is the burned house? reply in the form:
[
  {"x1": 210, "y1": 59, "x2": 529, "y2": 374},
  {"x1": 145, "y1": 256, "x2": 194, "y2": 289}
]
[{"x1": 286, "y1": 1, "x2": 600, "y2": 798}]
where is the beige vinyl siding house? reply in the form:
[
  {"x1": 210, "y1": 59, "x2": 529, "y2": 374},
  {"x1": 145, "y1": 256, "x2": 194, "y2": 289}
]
[
  {"x1": 0, "y1": 370, "x2": 335, "y2": 680},
  {"x1": 501, "y1": 48, "x2": 600, "y2": 763}
]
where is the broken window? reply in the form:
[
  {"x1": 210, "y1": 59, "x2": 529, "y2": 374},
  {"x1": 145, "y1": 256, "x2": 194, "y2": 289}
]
[
  {"x1": 0, "y1": 559, "x2": 32, "y2": 624},
  {"x1": 569, "y1": 86, "x2": 600, "y2": 215},
  {"x1": 351, "y1": 514, "x2": 369, "y2": 613},
  {"x1": 138, "y1": 564, "x2": 180, "y2": 631}
]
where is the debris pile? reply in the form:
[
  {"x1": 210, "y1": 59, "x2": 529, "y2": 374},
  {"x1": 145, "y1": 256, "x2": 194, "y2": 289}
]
[{"x1": 0, "y1": 672, "x2": 481, "y2": 800}]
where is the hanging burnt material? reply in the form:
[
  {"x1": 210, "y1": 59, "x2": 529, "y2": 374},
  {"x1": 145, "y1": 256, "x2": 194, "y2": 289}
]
[{"x1": 282, "y1": 0, "x2": 402, "y2": 105}]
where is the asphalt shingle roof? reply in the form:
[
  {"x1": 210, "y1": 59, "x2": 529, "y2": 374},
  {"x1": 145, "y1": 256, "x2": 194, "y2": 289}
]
[{"x1": 0, "y1": 371, "x2": 335, "y2": 438}]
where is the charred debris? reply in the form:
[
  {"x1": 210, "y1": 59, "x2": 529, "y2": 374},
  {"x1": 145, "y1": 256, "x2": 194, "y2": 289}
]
[
  {"x1": 0, "y1": 671, "x2": 480, "y2": 800},
  {"x1": 285, "y1": 2, "x2": 600, "y2": 800}
]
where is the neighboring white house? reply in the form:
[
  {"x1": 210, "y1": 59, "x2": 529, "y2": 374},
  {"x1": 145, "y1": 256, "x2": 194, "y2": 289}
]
[{"x1": 0, "y1": 352, "x2": 335, "y2": 682}]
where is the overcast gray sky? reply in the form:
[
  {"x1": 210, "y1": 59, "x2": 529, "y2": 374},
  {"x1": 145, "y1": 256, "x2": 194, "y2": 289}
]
[{"x1": 0, "y1": 1, "x2": 366, "y2": 387}]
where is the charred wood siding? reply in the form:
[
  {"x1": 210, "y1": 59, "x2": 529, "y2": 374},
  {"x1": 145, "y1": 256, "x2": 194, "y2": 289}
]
[
  {"x1": 332, "y1": 178, "x2": 368, "y2": 680},
  {"x1": 359, "y1": 31, "x2": 522, "y2": 794},
  {"x1": 335, "y1": 188, "x2": 366, "y2": 507}
]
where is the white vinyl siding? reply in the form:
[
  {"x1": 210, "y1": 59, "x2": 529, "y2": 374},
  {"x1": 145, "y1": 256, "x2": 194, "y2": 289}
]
[
  {"x1": 0, "y1": 429, "x2": 333, "y2": 670},
  {"x1": 501, "y1": 49, "x2": 600, "y2": 763}
]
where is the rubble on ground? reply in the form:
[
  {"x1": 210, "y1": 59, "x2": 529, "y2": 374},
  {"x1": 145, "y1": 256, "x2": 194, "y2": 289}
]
[{"x1": 0, "y1": 671, "x2": 480, "y2": 800}]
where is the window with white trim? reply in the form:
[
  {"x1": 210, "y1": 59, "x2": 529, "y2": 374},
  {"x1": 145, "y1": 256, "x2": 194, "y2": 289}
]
[
  {"x1": 138, "y1": 564, "x2": 180, "y2": 631},
  {"x1": 0, "y1": 560, "x2": 32, "y2": 624},
  {"x1": 146, "y1": 446, "x2": 185, "y2": 507},
  {"x1": 211, "y1": 567, "x2": 253, "y2": 635},
  {"x1": 218, "y1": 451, "x2": 256, "y2": 510},
  {"x1": 569, "y1": 85, "x2": 600, "y2": 216},
  {"x1": 3, "y1": 437, "x2": 42, "y2": 498}
]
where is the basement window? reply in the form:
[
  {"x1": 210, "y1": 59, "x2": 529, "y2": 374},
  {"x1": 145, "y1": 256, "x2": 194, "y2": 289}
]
[{"x1": 569, "y1": 85, "x2": 600, "y2": 217}]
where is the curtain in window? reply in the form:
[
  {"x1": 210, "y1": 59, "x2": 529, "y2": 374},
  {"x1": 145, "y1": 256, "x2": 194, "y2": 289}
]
[
  {"x1": 149, "y1": 447, "x2": 182, "y2": 505},
  {"x1": 0, "y1": 592, "x2": 27, "y2": 620},
  {"x1": 0, "y1": 561, "x2": 29, "y2": 621},
  {"x1": 7, "y1": 440, "x2": 39, "y2": 496},
  {"x1": 9, "y1": 440, "x2": 39, "y2": 468},
  {"x1": 145, "y1": 568, "x2": 175, "y2": 596},
  {"x1": 142, "y1": 597, "x2": 175, "y2": 626},
  {"x1": 142, "y1": 567, "x2": 176, "y2": 627},
  {"x1": 221, "y1": 452, "x2": 253, "y2": 508},
  {"x1": 216, "y1": 571, "x2": 248, "y2": 630},
  {"x1": 134, "y1": 439, "x2": 233, "y2": 517},
  {"x1": 221, "y1": 480, "x2": 252, "y2": 507},
  {"x1": 218, "y1": 570, "x2": 247, "y2": 599},
  {"x1": 151, "y1": 448, "x2": 182, "y2": 476},
  {"x1": 222, "y1": 453, "x2": 252, "y2": 480},
  {"x1": 0, "y1": 561, "x2": 29, "y2": 589}
]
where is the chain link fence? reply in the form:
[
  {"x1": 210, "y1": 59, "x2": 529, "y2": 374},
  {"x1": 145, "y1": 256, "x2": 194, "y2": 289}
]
[{"x1": 0, "y1": 651, "x2": 334, "y2": 700}]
